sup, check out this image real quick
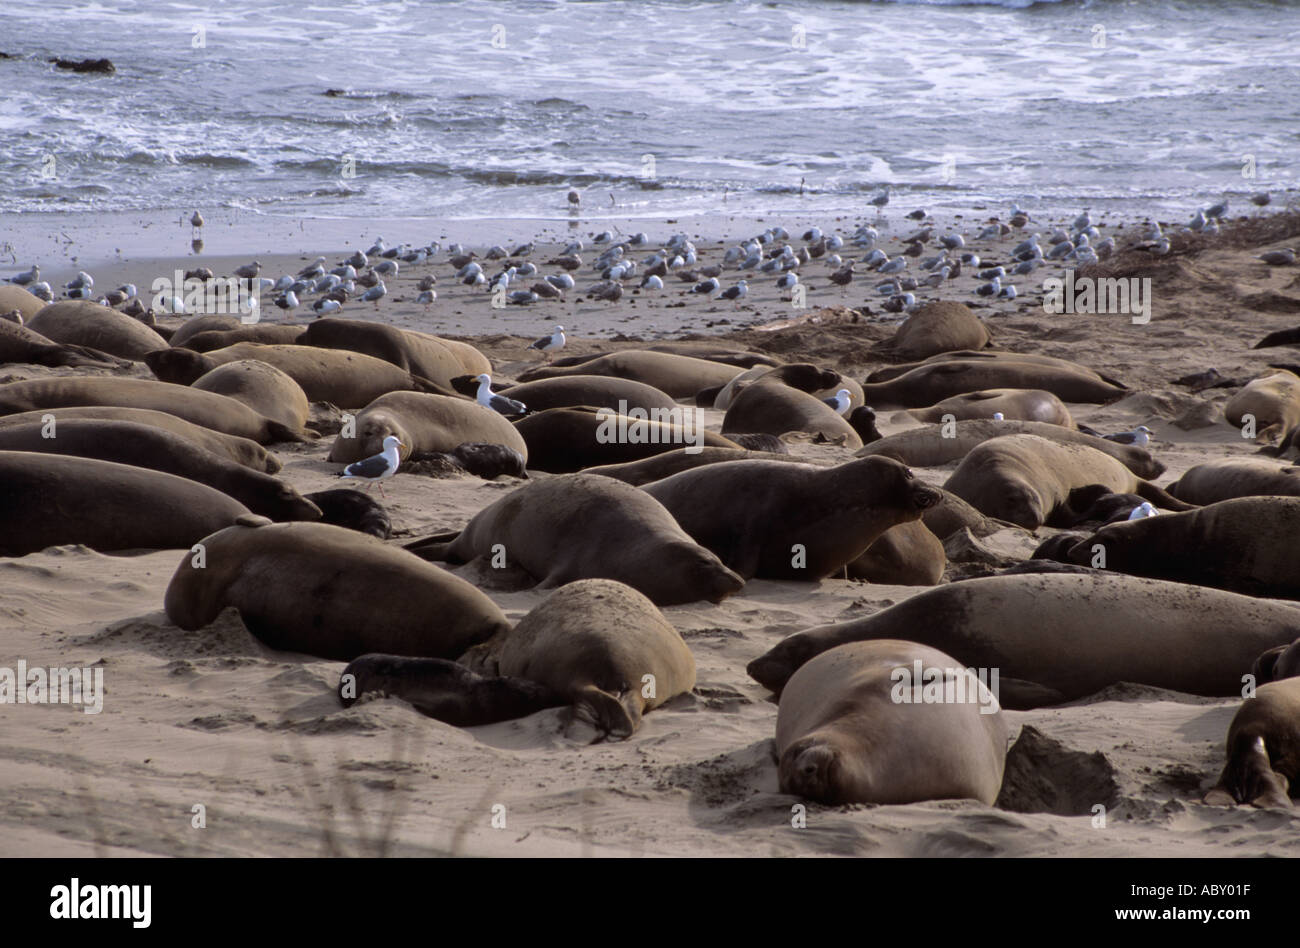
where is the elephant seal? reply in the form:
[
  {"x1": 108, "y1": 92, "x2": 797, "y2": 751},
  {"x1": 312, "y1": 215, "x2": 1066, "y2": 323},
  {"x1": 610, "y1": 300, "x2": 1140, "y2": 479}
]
[
  {"x1": 1167, "y1": 457, "x2": 1300, "y2": 504},
  {"x1": 0, "y1": 451, "x2": 252, "y2": 555},
  {"x1": 0, "y1": 319, "x2": 129, "y2": 369},
  {"x1": 1253, "y1": 638, "x2": 1300, "y2": 686},
  {"x1": 461, "y1": 579, "x2": 696, "y2": 739},
  {"x1": 872, "y1": 300, "x2": 992, "y2": 361},
  {"x1": 0, "y1": 377, "x2": 305, "y2": 445},
  {"x1": 847, "y1": 520, "x2": 946, "y2": 585},
  {"x1": 642, "y1": 457, "x2": 942, "y2": 580},
  {"x1": 338, "y1": 654, "x2": 564, "y2": 727},
  {"x1": 857, "y1": 419, "x2": 1163, "y2": 478},
  {"x1": 299, "y1": 318, "x2": 487, "y2": 385},
  {"x1": 489, "y1": 375, "x2": 680, "y2": 415},
  {"x1": 866, "y1": 349, "x2": 1124, "y2": 384},
  {"x1": 27, "y1": 300, "x2": 168, "y2": 360},
  {"x1": 776, "y1": 640, "x2": 1008, "y2": 805},
  {"x1": 585, "y1": 446, "x2": 805, "y2": 485},
  {"x1": 1064, "y1": 496, "x2": 1300, "y2": 598},
  {"x1": 164, "y1": 520, "x2": 511, "y2": 661},
  {"x1": 550, "y1": 346, "x2": 778, "y2": 371},
  {"x1": 0, "y1": 406, "x2": 280, "y2": 472},
  {"x1": 0, "y1": 420, "x2": 319, "y2": 521},
  {"x1": 860, "y1": 355, "x2": 1127, "y2": 407},
  {"x1": 0, "y1": 285, "x2": 47, "y2": 322},
  {"x1": 1225, "y1": 370, "x2": 1300, "y2": 443},
  {"x1": 513, "y1": 406, "x2": 740, "y2": 473},
  {"x1": 167, "y1": 315, "x2": 243, "y2": 348},
  {"x1": 943, "y1": 434, "x2": 1191, "y2": 528},
  {"x1": 1204, "y1": 678, "x2": 1300, "y2": 808},
  {"x1": 907, "y1": 389, "x2": 1073, "y2": 427},
  {"x1": 747, "y1": 572, "x2": 1300, "y2": 706},
  {"x1": 517, "y1": 350, "x2": 744, "y2": 399},
  {"x1": 181, "y1": 324, "x2": 306, "y2": 352},
  {"x1": 305, "y1": 488, "x2": 391, "y2": 539},
  {"x1": 409, "y1": 443, "x2": 528, "y2": 480},
  {"x1": 190, "y1": 359, "x2": 311, "y2": 432},
  {"x1": 405, "y1": 473, "x2": 744, "y2": 606},
  {"x1": 922, "y1": 488, "x2": 1018, "y2": 540},
  {"x1": 326, "y1": 391, "x2": 528, "y2": 464},
  {"x1": 721, "y1": 364, "x2": 864, "y2": 447},
  {"x1": 711, "y1": 363, "x2": 864, "y2": 412}
]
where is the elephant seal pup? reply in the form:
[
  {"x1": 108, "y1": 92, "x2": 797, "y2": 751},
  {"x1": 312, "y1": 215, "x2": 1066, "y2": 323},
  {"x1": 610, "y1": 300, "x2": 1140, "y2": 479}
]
[
  {"x1": 0, "y1": 285, "x2": 47, "y2": 322},
  {"x1": 0, "y1": 319, "x2": 130, "y2": 369},
  {"x1": 642, "y1": 456, "x2": 942, "y2": 580},
  {"x1": 461, "y1": 580, "x2": 697, "y2": 739},
  {"x1": 1065, "y1": 496, "x2": 1300, "y2": 598},
  {"x1": 27, "y1": 300, "x2": 168, "y2": 360},
  {"x1": 181, "y1": 324, "x2": 306, "y2": 352},
  {"x1": 747, "y1": 572, "x2": 1300, "y2": 705},
  {"x1": 847, "y1": 520, "x2": 945, "y2": 585},
  {"x1": 489, "y1": 375, "x2": 680, "y2": 415},
  {"x1": 722, "y1": 365, "x2": 864, "y2": 448},
  {"x1": 299, "y1": 318, "x2": 488, "y2": 383},
  {"x1": 860, "y1": 357, "x2": 1127, "y2": 407},
  {"x1": 1253, "y1": 638, "x2": 1300, "y2": 685},
  {"x1": 1167, "y1": 457, "x2": 1300, "y2": 504},
  {"x1": 305, "y1": 488, "x2": 391, "y2": 539},
  {"x1": 339, "y1": 654, "x2": 564, "y2": 727},
  {"x1": 872, "y1": 300, "x2": 992, "y2": 361},
  {"x1": 0, "y1": 420, "x2": 319, "y2": 521},
  {"x1": 585, "y1": 446, "x2": 806, "y2": 485},
  {"x1": 0, "y1": 406, "x2": 280, "y2": 472},
  {"x1": 857, "y1": 419, "x2": 1163, "y2": 478},
  {"x1": 516, "y1": 350, "x2": 744, "y2": 399},
  {"x1": 405, "y1": 474, "x2": 744, "y2": 606},
  {"x1": 0, "y1": 377, "x2": 306, "y2": 445},
  {"x1": 190, "y1": 359, "x2": 311, "y2": 432},
  {"x1": 1204, "y1": 678, "x2": 1300, "y2": 808},
  {"x1": 776, "y1": 640, "x2": 1008, "y2": 805},
  {"x1": 1224, "y1": 370, "x2": 1300, "y2": 443},
  {"x1": 513, "y1": 406, "x2": 741, "y2": 473},
  {"x1": 907, "y1": 389, "x2": 1073, "y2": 427},
  {"x1": 326, "y1": 391, "x2": 528, "y2": 464},
  {"x1": 145, "y1": 342, "x2": 448, "y2": 408},
  {"x1": 410, "y1": 443, "x2": 528, "y2": 480},
  {"x1": 943, "y1": 434, "x2": 1192, "y2": 528},
  {"x1": 165, "y1": 520, "x2": 511, "y2": 661},
  {"x1": 0, "y1": 451, "x2": 251, "y2": 556}
]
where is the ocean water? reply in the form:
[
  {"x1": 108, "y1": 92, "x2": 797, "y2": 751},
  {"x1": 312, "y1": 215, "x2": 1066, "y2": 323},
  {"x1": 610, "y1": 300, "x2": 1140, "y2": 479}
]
[{"x1": 1, "y1": 0, "x2": 1297, "y2": 226}]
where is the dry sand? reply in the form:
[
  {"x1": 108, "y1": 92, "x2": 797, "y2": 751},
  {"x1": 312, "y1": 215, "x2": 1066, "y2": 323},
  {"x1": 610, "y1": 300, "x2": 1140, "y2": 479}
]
[{"x1": 4, "y1": 209, "x2": 1300, "y2": 857}]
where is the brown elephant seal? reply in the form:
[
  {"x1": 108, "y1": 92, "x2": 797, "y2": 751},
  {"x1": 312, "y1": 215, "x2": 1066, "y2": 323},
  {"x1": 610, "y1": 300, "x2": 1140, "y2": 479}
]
[
  {"x1": 405, "y1": 474, "x2": 744, "y2": 605},
  {"x1": 338, "y1": 654, "x2": 564, "y2": 727},
  {"x1": 1064, "y1": 496, "x2": 1300, "y2": 598},
  {"x1": 847, "y1": 520, "x2": 946, "y2": 585},
  {"x1": 1253, "y1": 638, "x2": 1300, "y2": 686},
  {"x1": 922, "y1": 488, "x2": 1019, "y2": 540},
  {"x1": 410, "y1": 442, "x2": 528, "y2": 480},
  {"x1": 164, "y1": 520, "x2": 511, "y2": 661},
  {"x1": 776, "y1": 640, "x2": 1008, "y2": 805},
  {"x1": 0, "y1": 377, "x2": 306, "y2": 444},
  {"x1": 642, "y1": 456, "x2": 942, "y2": 580},
  {"x1": 866, "y1": 349, "x2": 1124, "y2": 384},
  {"x1": 549, "y1": 346, "x2": 777, "y2": 371},
  {"x1": 1225, "y1": 370, "x2": 1300, "y2": 443},
  {"x1": 710, "y1": 363, "x2": 865, "y2": 412},
  {"x1": 860, "y1": 355, "x2": 1127, "y2": 407},
  {"x1": 857, "y1": 418, "x2": 1163, "y2": 478},
  {"x1": 460, "y1": 579, "x2": 696, "y2": 739},
  {"x1": 516, "y1": 350, "x2": 744, "y2": 399},
  {"x1": 144, "y1": 342, "x2": 447, "y2": 407},
  {"x1": 1167, "y1": 457, "x2": 1300, "y2": 504},
  {"x1": 872, "y1": 300, "x2": 991, "y2": 361},
  {"x1": 305, "y1": 488, "x2": 391, "y2": 539},
  {"x1": 0, "y1": 319, "x2": 130, "y2": 369},
  {"x1": 190, "y1": 359, "x2": 311, "y2": 432},
  {"x1": 167, "y1": 315, "x2": 243, "y2": 348},
  {"x1": 907, "y1": 389, "x2": 1073, "y2": 427},
  {"x1": 326, "y1": 391, "x2": 528, "y2": 464},
  {"x1": 182, "y1": 324, "x2": 306, "y2": 352},
  {"x1": 27, "y1": 300, "x2": 168, "y2": 360},
  {"x1": 0, "y1": 420, "x2": 319, "y2": 521},
  {"x1": 0, "y1": 406, "x2": 280, "y2": 472},
  {"x1": 747, "y1": 572, "x2": 1300, "y2": 706},
  {"x1": 0, "y1": 285, "x2": 47, "y2": 322},
  {"x1": 722, "y1": 365, "x2": 864, "y2": 448},
  {"x1": 0, "y1": 451, "x2": 251, "y2": 556},
  {"x1": 513, "y1": 406, "x2": 740, "y2": 473},
  {"x1": 1204, "y1": 678, "x2": 1300, "y2": 808},
  {"x1": 943, "y1": 434, "x2": 1191, "y2": 528},
  {"x1": 584, "y1": 446, "x2": 805, "y2": 485},
  {"x1": 299, "y1": 318, "x2": 488, "y2": 385},
  {"x1": 489, "y1": 375, "x2": 680, "y2": 415}
]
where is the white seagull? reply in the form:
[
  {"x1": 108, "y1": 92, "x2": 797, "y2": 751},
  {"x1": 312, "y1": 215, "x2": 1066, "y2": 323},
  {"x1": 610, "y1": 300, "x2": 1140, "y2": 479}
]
[
  {"x1": 823, "y1": 389, "x2": 852, "y2": 415},
  {"x1": 475, "y1": 374, "x2": 527, "y2": 415},
  {"x1": 339, "y1": 435, "x2": 404, "y2": 496},
  {"x1": 528, "y1": 325, "x2": 565, "y2": 360}
]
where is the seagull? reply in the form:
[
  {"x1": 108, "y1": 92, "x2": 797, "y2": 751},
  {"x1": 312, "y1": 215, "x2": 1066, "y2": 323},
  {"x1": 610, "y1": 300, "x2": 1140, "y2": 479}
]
[
  {"x1": 298, "y1": 257, "x2": 326, "y2": 279},
  {"x1": 366, "y1": 237, "x2": 386, "y2": 256},
  {"x1": 823, "y1": 389, "x2": 852, "y2": 415},
  {"x1": 347, "y1": 250, "x2": 367, "y2": 269},
  {"x1": 475, "y1": 374, "x2": 527, "y2": 415},
  {"x1": 992, "y1": 412, "x2": 1005, "y2": 421},
  {"x1": 1205, "y1": 199, "x2": 1229, "y2": 220},
  {"x1": 568, "y1": 189, "x2": 581, "y2": 206},
  {"x1": 65, "y1": 271, "x2": 94, "y2": 290},
  {"x1": 776, "y1": 271, "x2": 799, "y2": 290},
  {"x1": 640, "y1": 274, "x2": 664, "y2": 290},
  {"x1": 975, "y1": 276, "x2": 1001, "y2": 297},
  {"x1": 718, "y1": 280, "x2": 748, "y2": 305},
  {"x1": 1072, "y1": 210, "x2": 1091, "y2": 232},
  {"x1": 828, "y1": 265, "x2": 854, "y2": 293},
  {"x1": 232, "y1": 261, "x2": 261, "y2": 280},
  {"x1": 692, "y1": 277, "x2": 721, "y2": 294},
  {"x1": 274, "y1": 291, "x2": 299, "y2": 312},
  {"x1": 27, "y1": 282, "x2": 53, "y2": 301},
  {"x1": 417, "y1": 290, "x2": 436, "y2": 305},
  {"x1": 1128, "y1": 502, "x2": 1157, "y2": 520},
  {"x1": 877, "y1": 257, "x2": 907, "y2": 275},
  {"x1": 529, "y1": 324, "x2": 565, "y2": 360},
  {"x1": 313, "y1": 298, "x2": 342, "y2": 316},
  {"x1": 1103, "y1": 425, "x2": 1152, "y2": 446},
  {"x1": 361, "y1": 281, "x2": 386, "y2": 308},
  {"x1": 7, "y1": 265, "x2": 39, "y2": 285},
  {"x1": 373, "y1": 259, "x2": 399, "y2": 276},
  {"x1": 339, "y1": 435, "x2": 404, "y2": 497},
  {"x1": 546, "y1": 273, "x2": 575, "y2": 290},
  {"x1": 869, "y1": 188, "x2": 890, "y2": 212},
  {"x1": 190, "y1": 211, "x2": 204, "y2": 229},
  {"x1": 1259, "y1": 249, "x2": 1297, "y2": 266}
]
